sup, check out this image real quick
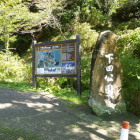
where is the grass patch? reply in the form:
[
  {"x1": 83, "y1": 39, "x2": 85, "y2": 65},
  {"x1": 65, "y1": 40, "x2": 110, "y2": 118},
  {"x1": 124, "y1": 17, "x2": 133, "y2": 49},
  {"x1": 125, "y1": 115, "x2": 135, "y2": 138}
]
[
  {"x1": 0, "y1": 126, "x2": 39, "y2": 140},
  {"x1": 0, "y1": 81, "x2": 90, "y2": 105},
  {"x1": 53, "y1": 88, "x2": 90, "y2": 105},
  {"x1": 0, "y1": 81, "x2": 35, "y2": 92},
  {"x1": 70, "y1": 124, "x2": 79, "y2": 128}
]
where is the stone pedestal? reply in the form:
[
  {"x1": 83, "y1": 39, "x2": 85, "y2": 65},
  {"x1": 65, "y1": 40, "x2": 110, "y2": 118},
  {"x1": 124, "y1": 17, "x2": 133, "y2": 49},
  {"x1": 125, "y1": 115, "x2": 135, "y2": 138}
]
[{"x1": 89, "y1": 31, "x2": 126, "y2": 116}]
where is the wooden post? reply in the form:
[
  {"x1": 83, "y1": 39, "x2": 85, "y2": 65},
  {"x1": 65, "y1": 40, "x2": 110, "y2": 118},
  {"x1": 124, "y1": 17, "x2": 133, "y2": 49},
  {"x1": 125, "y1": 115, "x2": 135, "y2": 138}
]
[
  {"x1": 32, "y1": 40, "x2": 37, "y2": 88},
  {"x1": 76, "y1": 35, "x2": 81, "y2": 96}
]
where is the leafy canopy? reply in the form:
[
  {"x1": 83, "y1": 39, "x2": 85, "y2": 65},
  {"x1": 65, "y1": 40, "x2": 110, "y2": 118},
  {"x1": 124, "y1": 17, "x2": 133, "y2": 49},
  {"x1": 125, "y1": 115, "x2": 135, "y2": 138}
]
[{"x1": 0, "y1": 0, "x2": 65, "y2": 49}]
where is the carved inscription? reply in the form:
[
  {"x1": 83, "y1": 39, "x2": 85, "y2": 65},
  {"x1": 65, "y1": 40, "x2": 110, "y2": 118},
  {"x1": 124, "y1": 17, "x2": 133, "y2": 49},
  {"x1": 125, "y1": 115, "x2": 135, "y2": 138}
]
[{"x1": 105, "y1": 54, "x2": 114, "y2": 95}]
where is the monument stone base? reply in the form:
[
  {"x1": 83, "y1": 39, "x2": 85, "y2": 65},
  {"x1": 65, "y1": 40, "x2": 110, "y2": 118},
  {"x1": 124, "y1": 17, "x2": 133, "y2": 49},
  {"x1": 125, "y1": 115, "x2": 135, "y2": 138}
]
[{"x1": 88, "y1": 97, "x2": 126, "y2": 116}]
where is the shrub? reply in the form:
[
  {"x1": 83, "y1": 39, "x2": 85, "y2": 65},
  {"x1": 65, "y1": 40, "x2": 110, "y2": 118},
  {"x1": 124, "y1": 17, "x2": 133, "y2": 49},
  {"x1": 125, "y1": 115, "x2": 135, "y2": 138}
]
[
  {"x1": 115, "y1": 19, "x2": 140, "y2": 31},
  {"x1": 0, "y1": 51, "x2": 31, "y2": 83},
  {"x1": 117, "y1": 28, "x2": 140, "y2": 115},
  {"x1": 118, "y1": 28, "x2": 140, "y2": 57},
  {"x1": 73, "y1": 22, "x2": 99, "y2": 52},
  {"x1": 81, "y1": 52, "x2": 92, "y2": 90}
]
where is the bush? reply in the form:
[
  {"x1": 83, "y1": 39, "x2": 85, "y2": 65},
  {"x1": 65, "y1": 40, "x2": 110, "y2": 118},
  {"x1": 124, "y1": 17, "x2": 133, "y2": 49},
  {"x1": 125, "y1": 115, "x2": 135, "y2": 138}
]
[
  {"x1": 112, "y1": 0, "x2": 140, "y2": 22},
  {"x1": 115, "y1": 19, "x2": 140, "y2": 31},
  {"x1": 73, "y1": 22, "x2": 99, "y2": 52},
  {"x1": 81, "y1": 52, "x2": 92, "y2": 90},
  {"x1": 117, "y1": 28, "x2": 140, "y2": 115},
  {"x1": 0, "y1": 51, "x2": 31, "y2": 83},
  {"x1": 118, "y1": 28, "x2": 140, "y2": 58}
]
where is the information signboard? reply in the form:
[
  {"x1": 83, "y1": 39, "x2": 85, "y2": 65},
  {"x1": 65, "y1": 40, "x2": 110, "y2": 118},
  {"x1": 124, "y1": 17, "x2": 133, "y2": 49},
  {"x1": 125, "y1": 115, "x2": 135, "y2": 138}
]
[
  {"x1": 36, "y1": 43, "x2": 76, "y2": 75},
  {"x1": 32, "y1": 35, "x2": 81, "y2": 95}
]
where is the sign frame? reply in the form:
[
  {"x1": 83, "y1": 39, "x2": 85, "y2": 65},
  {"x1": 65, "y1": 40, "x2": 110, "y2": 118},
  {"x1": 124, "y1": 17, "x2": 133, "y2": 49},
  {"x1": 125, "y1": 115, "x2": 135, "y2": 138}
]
[{"x1": 32, "y1": 35, "x2": 81, "y2": 95}]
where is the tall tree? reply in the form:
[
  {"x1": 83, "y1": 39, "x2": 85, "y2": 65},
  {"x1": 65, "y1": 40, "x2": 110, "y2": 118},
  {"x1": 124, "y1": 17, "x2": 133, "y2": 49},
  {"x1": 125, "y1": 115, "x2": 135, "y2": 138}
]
[{"x1": 0, "y1": 0, "x2": 65, "y2": 51}]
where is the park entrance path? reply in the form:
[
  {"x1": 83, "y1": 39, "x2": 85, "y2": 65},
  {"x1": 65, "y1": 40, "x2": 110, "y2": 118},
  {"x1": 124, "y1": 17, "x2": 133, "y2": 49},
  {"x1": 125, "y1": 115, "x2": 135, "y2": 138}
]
[{"x1": 0, "y1": 89, "x2": 139, "y2": 140}]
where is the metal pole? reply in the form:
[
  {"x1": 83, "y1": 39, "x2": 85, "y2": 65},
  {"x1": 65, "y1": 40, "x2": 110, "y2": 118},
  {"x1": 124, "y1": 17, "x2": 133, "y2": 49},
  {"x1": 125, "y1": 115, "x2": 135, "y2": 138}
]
[
  {"x1": 32, "y1": 40, "x2": 37, "y2": 88},
  {"x1": 76, "y1": 35, "x2": 81, "y2": 96}
]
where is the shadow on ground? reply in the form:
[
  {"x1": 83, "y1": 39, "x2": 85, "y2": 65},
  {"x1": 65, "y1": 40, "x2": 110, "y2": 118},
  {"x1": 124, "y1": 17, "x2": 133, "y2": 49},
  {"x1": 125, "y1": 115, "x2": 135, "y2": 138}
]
[{"x1": 0, "y1": 89, "x2": 139, "y2": 140}]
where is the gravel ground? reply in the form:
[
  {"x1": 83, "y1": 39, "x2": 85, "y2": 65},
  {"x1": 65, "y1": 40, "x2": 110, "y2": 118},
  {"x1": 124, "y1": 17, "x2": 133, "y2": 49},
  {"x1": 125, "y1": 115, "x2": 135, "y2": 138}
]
[{"x1": 0, "y1": 89, "x2": 139, "y2": 140}]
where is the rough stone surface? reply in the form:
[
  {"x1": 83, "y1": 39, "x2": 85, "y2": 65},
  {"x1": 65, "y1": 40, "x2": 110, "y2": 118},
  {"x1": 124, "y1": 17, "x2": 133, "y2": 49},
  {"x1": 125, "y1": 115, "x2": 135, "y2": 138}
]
[{"x1": 89, "y1": 30, "x2": 126, "y2": 116}]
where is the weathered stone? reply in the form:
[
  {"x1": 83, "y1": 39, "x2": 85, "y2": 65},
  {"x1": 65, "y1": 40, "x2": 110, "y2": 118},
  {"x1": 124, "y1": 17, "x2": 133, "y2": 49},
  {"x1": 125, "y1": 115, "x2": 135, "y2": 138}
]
[{"x1": 89, "y1": 30, "x2": 126, "y2": 116}]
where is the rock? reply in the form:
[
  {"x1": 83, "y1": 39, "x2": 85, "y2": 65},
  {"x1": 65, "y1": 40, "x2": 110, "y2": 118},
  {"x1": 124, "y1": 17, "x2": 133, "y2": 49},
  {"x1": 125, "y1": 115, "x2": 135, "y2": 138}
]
[{"x1": 89, "y1": 30, "x2": 126, "y2": 116}]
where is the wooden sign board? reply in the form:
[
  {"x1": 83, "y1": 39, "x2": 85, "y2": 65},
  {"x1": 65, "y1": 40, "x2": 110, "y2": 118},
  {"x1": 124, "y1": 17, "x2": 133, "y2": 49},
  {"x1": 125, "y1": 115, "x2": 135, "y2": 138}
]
[{"x1": 32, "y1": 35, "x2": 81, "y2": 95}]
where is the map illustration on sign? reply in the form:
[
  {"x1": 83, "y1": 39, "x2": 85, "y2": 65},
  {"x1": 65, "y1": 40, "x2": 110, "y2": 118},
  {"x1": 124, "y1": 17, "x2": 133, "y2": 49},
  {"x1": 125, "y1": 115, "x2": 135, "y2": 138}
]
[{"x1": 37, "y1": 50, "x2": 61, "y2": 74}]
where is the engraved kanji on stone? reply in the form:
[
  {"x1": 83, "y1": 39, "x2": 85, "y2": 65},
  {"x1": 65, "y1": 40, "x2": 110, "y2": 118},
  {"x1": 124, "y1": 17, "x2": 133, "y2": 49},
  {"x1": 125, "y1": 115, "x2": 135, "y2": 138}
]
[
  {"x1": 105, "y1": 74, "x2": 113, "y2": 82},
  {"x1": 105, "y1": 84, "x2": 114, "y2": 95},
  {"x1": 106, "y1": 65, "x2": 114, "y2": 72},
  {"x1": 105, "y1": 54, "x2": 114, "y2": 64}
]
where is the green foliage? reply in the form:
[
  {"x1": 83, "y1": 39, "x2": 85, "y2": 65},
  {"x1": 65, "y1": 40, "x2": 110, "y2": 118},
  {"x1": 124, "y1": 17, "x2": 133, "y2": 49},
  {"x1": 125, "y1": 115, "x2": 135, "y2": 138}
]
[
  {"x1": 117, "y1": 28, "x2": 140, "y2": 57},
  {"x1": 81, "y1": 52, "x2": 92, "y2": 90},
  {"x1": 0, "y1": 0, "x2": 65, "y2": 54},
  {"x1": 80, "y1": 1, "x2": 108, "y2": 27},
  {"x1": 112, "y1": 0, "x2": 140, "y2": 21},
  {"x1": 111, "y1": 0, "x2": 128, "y2": 13},
  {"x1": 120, "y1": 53, "x2": 140, "y2": 93},
  {"x1": 0, "y1": 81, "x2": 34, "y2": 92},
  {"x1": 115, "y1": 19, "x2": 140, "y2": 31},
  {"x1": 117, "y1": 28, "x2": 140, "y2": 114},
  {"x1": 0, "y1": 0, "x2": 30, "y2": 50},
  {"x1": 52, "y1": 22, "x2": 99, "y2": 53},
  {"x1": 73, "y1": 22, "x2": 99, "y2": 52},
  {"x1": 0, "y1": 51, "x2": 31, "y2": 82},
  {"x1": 60, "y1": 0, "x2": 113, "y2": 32},
  {"x1": 53, "y1": 88, "x2": 90, "y2": 104}
]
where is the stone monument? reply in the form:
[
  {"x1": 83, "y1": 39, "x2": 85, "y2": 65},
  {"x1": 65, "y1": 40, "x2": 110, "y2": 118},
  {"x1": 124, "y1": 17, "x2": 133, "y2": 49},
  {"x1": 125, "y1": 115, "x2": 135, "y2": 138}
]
[{"x1": 89, "y1": 31, "x2": 126, "y2": 116}]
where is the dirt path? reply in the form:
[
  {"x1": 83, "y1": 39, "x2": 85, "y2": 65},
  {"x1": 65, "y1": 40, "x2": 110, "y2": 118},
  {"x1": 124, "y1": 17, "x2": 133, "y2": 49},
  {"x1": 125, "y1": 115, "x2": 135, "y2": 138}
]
[{"x1": 0, "y1": 89, "x2": 139, "y2": 140}]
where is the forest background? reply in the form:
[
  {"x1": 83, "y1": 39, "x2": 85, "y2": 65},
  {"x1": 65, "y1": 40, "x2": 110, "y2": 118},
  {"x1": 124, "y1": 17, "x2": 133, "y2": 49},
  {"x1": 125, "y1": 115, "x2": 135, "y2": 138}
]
[{"x1": 0, "y1": 0, "x2": 140, "y2": 116}]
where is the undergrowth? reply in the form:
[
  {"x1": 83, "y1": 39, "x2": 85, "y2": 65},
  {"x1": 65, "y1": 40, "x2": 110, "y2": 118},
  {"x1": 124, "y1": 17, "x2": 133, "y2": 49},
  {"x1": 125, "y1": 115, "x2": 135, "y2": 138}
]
[{"x1": 117, "y1": 28, "x2": 140, "y2": 115}]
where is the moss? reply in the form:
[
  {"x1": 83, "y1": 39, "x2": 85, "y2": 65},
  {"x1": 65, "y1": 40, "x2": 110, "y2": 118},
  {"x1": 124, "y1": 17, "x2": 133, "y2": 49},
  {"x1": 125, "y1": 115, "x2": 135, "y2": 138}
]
[
  {"x1": 88, "y1": 98, "x2": 126, "y2": 116},
  {"x1": 115, "y1": 100, "x2": 126, "y2": 112}
]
